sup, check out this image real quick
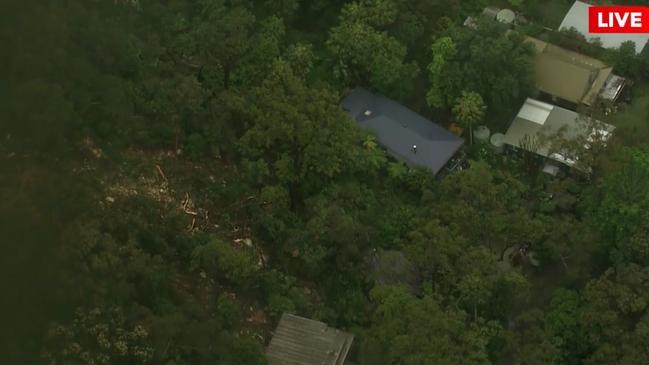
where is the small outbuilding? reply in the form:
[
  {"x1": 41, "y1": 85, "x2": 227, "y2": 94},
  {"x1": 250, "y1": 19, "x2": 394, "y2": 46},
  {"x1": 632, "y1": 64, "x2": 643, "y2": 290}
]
[{"x1": 266, "y1": 313, "x2": 354, "y2": 365}]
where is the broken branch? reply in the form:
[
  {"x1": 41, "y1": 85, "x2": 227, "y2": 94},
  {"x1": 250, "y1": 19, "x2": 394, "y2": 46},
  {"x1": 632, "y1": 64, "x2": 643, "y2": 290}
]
[{"x1": 155, "y1": 164, "x2": 168, "y2": 182}]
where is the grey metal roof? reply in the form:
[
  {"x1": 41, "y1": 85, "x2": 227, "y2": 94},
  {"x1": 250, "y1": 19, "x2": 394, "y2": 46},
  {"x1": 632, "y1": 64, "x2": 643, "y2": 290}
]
[
  {"x1": 559, "y1": 1, "x2": 649, "y2": 54},
  {"x1": 504, "y1": 98, "x2": 615, "y2": 167},
  {"x1": 266, "y1": 313, "x2": 354, "y2": 365},
  {"x1": 341, "y1": 87, "x2": 464, "y2": 175}
]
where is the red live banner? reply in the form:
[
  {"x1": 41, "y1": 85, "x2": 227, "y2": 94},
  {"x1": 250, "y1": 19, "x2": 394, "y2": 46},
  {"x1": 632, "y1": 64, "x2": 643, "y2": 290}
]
[{"x1": 589, "y1": 6, "x2": 649, "y2": 33}]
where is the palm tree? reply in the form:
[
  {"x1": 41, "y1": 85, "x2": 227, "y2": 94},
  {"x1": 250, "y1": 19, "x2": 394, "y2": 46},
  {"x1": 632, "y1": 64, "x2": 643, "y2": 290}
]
[{"x1": 453, "y1": 91, "x2": 486, "y2": 145}]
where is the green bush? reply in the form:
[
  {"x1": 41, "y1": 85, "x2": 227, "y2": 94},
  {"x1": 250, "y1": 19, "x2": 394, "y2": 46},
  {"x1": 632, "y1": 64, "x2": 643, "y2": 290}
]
[
  {"x1": 267, "y1": 294, "x2": 296, "y2": 319},
  {"x1": 191, "y1": 239, "x2": 260, "y2": 287},
  {"x1": 186, "y1": 133, "x2": 208, "y2": 160}
]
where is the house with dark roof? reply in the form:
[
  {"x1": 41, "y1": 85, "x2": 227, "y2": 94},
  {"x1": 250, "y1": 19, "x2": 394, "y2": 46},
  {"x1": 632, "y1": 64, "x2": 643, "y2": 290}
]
[
  {"x1": 341, "y1": 87, "x2": 464, "y2": 175},
  {"x1": 265, "y1": 313, "x2": 354, "y2": 365}
]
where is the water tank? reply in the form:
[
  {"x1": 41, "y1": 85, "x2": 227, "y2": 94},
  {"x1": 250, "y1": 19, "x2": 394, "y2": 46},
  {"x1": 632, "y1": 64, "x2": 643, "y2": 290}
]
[
  {"x1": 497, "y1": 9, "x2": 516, "y2": 24},
  {"x1": 490, "y1": 133, "x2": 506, "y2": 153},
  {"x1": 473, "y1": 125, "x2": 490, "y2": 143}
]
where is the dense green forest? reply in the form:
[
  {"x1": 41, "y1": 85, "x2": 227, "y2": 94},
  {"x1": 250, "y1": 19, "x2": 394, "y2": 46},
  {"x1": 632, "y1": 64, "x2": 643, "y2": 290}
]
[{"x1": 2, "y1": 0, "x2": 649, "y2": 364}]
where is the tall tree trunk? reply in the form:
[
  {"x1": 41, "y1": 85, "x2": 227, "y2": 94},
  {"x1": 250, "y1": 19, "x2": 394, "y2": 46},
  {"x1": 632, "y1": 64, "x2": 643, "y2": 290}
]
[
  {"x1": 469, "y1": 122, "x2": 473, "y2": 145},
  {"x1": 289, "y1": 182, "x2": 303, "y2": 212},
  {"x1": 560, "y1": 255, "x2": 570, "y2": 272}
]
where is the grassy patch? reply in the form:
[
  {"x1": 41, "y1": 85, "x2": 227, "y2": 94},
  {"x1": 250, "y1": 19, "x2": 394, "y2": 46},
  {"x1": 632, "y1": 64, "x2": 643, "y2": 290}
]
[{"x1": 611, "y1": 84, "x2": 649, "y2": 146}]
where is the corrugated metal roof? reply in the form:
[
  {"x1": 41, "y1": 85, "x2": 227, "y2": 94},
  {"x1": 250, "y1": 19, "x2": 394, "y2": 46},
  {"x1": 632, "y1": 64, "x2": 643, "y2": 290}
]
[
  {"x1": 266, "y1": 313, "x2": 354, "y2": 365},
  {"x1": 560, "y1": 1, "x2": 649, "y2": 54},
  {"x1": 527, "y1": 37, "x2": 612, "y2": 106},
  {"x1": 341, "y1": 87, "x2": 464, "y2": 175},
  {"x1": 504, "y1": 98, "x2": 615, "y2": 167},
  {"x1": 517, "y1": 98, "x2": 554, "y2": 125}
]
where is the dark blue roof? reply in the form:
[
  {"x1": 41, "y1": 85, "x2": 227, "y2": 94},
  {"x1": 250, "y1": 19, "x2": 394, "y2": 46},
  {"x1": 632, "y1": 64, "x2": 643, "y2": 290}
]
[{"x1": 342, "y1": 87, "x2": 464, "y2": 175}]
